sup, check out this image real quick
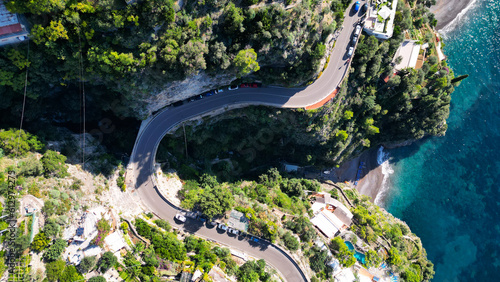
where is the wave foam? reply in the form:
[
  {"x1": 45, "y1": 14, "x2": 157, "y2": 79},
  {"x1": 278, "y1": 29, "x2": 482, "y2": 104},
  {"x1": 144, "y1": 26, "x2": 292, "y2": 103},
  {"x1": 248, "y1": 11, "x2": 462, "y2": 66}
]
[
  {"x1": 439, "y1": 0, "x2": 478, "y2": 36},
  {"x1": 374, "y1": 146, "x2": 394, "y2": 207}
]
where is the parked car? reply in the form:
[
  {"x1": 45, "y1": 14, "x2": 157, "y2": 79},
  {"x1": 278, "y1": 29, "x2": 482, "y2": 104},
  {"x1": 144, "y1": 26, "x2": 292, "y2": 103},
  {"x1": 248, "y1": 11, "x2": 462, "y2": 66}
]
[
  {"x1": 354, "y1": 1, "x2": 360, "y2": 12},
  {"x1": 347, "y1": 47, "x2": 354, "y2": 57},
  {"x1": 352, "y1": 35, "x2": 358, "y2": 46},
  {"x1": 361, "y1": 3, "x2": 367, "y2": 13},
  {"x1": 218, "y1": 223, "x2": 228, "y2": 231},
  {"x1": 228, "y1": 85, "x2": 239, "y2": 90},
  {"x1": 174, "y1": 214, "x2": 186, "y2": 223},
  {"x1": 228, "y1": 228, "x2": 239, "y2": 235},
  {"x1": 217, "y1": 88, "x2": 224, "y2": 93},
  {"x1": 186, "y1": 211, "x2": 198, "y2": 219},
  {"x1": 208, "y1": 220, "x2": 218, "y2": 227},
  {"x1": 194, "y1": 95, "x2": 203, "y2": 100},
  {"x1": 354, "y1": 25, "x2": 362, "y2": 36},
  {"x1": 250, "y1": 83, "x2": 259, "y2": 88},
  {"x1": 240, "y1": 83, "x2": 250, "y2": 88},
  {"x1": 172, "y1": 101, "x2": 183, "y2": 107}
]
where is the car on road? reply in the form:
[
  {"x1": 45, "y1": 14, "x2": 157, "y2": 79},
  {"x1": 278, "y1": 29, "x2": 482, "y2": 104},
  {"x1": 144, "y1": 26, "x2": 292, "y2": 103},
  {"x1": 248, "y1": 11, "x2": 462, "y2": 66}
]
[
  {"x1": 250, "y1": 83, "x2": 259, "y2": 88},
  {"x1": 240, "y1": 83, "x2": 250, "y2": 88},
  {"x1": 228, "y1": 228, "x2": 239, "y2": 236},
  {"x1": 353, "y1": 1, "x2": 360, "y2": 12},
  {"x1": 354, "y1": 25, "x2": 362, "y2": 36},
  {"x1": 228, "y1": 85, "x2": 239, "y2": 90},
  {"x1": 347, "y1": 47, "x2": 354, "y2": 57},
  {"x1": 218, "y1": 223, "x2": 228, "y2": 232},
  {"x1": 208, "y1": 220, "x2": 217, "y2": 227},
  {"x1": 172, "y1": 101, "x2": 183, "y2": 107},
  {"x1": 217, "y1": 88, "x2": 224, "y2": 93},
  {"x1": 352, "y1": 35, "x2": 358, "y2": 46},
  {"x1": 186, "y1": 211, "x2": 199, "y2": 219},
  {"x1": 174, "y1": 214, "x2": 186, "y2": 223},
  {"x1": 361, "y1": 3, "x2": 367, "y2": 13}
]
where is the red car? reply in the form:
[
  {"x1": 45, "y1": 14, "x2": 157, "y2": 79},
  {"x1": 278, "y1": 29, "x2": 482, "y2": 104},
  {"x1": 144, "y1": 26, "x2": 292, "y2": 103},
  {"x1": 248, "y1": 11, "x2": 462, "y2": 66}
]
[
  {"x1": 240, "y1": 83, "x2": 250, "y2": 88},
  {"x1": 250, "y1": 83, "x2": 259, "y2": 88}
]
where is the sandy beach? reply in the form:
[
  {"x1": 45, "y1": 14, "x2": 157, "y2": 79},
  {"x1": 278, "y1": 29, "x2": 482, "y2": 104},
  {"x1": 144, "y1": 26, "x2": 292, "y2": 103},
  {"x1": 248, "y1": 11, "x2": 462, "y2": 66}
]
[
  {"x1": 430, "y1": 0, "x2": 476, "y2": 30},
  {"x1": 332, "y1": 148, "x2": 385, "y2": 202}
]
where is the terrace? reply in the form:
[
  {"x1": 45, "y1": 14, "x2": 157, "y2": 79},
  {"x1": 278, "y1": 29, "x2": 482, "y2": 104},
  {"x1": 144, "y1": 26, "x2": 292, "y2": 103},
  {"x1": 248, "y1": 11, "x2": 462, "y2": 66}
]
[{"x1": 363, "y1": 0, "x2": 398, "y2": 40}]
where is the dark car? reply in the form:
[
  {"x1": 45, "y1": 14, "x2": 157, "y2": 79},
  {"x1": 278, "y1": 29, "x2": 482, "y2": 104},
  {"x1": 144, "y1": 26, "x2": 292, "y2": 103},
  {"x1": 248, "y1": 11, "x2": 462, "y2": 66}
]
[
  {"x1": 172, "y1": 101, "x2": 183, "y2": 107},
  {"x1": 352, "y1": 35, "x2": 358, "y2": 46},
  {"x1": 361, "y1": 3, "x2": 367, "y2": 13},
  {"x1": 354, "y1": 1, "x2": 360, "y2": 12},
  {"x1": 250, "y1": 83, "x2": 259, "y2": 88},
  {"x1": 194, "y1": 95, "x2": 203, "y2": 100}
]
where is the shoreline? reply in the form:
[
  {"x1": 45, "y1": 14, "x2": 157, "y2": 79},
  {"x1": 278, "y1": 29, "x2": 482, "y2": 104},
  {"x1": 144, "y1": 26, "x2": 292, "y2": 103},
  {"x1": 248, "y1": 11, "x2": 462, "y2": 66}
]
[
  {"x1": 332, "y1": 0, "x2": 477, "y2": 204},
  {"x1": 430, "y1": 0, "x2": 477, "y2": 31}
]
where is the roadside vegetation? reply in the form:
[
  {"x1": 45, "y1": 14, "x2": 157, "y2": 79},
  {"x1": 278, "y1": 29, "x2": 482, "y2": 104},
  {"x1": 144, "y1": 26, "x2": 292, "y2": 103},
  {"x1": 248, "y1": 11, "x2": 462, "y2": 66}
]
[
  {"x1": 157, "y1": 0, "x2": 462, "y2": 175},
  {"x1": 174, "y1": 167, "x2": 434, "y2": 281}
]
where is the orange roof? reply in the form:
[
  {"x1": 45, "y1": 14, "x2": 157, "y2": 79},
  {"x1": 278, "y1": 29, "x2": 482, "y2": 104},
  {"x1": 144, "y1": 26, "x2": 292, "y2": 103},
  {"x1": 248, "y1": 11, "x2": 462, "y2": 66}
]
[
  {"x1": 305, "y1": 88, "x2": 339, "y2": 110},
  {"x1": 0, "y1": 23, "x2": 22, "y2": 36}
]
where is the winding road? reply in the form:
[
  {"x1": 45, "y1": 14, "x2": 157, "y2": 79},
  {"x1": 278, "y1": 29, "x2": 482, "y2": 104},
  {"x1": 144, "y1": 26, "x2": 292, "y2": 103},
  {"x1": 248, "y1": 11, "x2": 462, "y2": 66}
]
[{"x1": 128, "y1": 3, "x2": 365, "y2": 282}]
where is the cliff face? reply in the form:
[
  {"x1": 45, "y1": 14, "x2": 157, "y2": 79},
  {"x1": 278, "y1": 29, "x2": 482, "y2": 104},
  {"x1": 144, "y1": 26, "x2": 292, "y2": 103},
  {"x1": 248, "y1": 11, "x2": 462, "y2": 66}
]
[{"x1": 140, "y1": 71, "x2": 236, "y2": 115}]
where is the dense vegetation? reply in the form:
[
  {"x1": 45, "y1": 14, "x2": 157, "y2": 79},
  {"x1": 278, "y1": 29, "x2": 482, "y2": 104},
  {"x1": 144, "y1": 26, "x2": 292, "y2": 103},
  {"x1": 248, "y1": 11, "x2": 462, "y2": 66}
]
[
  {"x1": 0, "y1": 0, "x2": 348, "y2": 134},
  {"x1": 158, "y1": 0, "x2": 461, "y2": 173}
]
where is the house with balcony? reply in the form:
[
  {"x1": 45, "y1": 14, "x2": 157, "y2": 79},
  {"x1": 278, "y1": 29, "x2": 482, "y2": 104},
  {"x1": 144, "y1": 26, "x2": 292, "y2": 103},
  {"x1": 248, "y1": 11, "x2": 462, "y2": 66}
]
[
  {"x1": 363, "y1": 0, "x2": 398, "y2": 40},
  {"x1": 0, "y1": 1, "x2": 29, "y2": 47}
]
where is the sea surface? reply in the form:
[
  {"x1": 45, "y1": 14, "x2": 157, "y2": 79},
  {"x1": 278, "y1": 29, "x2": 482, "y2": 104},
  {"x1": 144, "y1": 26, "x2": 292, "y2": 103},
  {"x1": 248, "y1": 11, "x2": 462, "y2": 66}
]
[{"x1": 380, "y1": 0, "x2": 500, "y2": 281}]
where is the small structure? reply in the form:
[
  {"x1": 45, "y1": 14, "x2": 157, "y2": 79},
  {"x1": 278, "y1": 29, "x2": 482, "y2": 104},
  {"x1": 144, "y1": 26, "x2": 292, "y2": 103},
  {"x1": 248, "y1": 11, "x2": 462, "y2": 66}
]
[
  {"x1": 0, "y1": 1, "x2": 29, "y2": 47},
  {"x1": 363, "y1": 0, "x2": 398, "y2": 40},
  {"x1": 393, "y1": 40, "x2": 421, "y2": 71},
  {"x1": 191, "y1": 269, "x2": 203, "y2": 282},
  {"x1": 230, "y1": 249, "x2": 248, "y2": 261},
  {"x1": 226, "y1": 210, "x2": 249, "y2": 232},
  {"x1": 104, "y1": 231, "x2": 127, "y2": 253},
  {"x1": 83, "y1": 245, "x2": 102, "y2": 257},
  {"x1": 310, "y1": 193, "x2": 353, "y2": 238},
  {"x1": 283, "y1": 163, "x2": 300, "y2": 173}
]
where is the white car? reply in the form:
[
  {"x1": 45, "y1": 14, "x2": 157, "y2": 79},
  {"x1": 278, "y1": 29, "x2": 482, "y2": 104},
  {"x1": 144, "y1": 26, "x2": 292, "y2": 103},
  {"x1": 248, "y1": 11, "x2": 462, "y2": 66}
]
[
  {"x1": 228, "y1": 228, "x2": 239, "y2": 235},
  {"x1": 347, "y1": 47, "x2": 354, "y2": 57},
  {"x1": 218, "y1": 223, "x2": 228, "y2": 231},
  {"x1": 228, "y1": 85, "x2": 239, "y2": 91},
  {"x1": 175, "y1": 214, "x2": 186, "y2": 223},
  {"x1": 354, "y1": 25, "x2": 362, "y2": 36}
]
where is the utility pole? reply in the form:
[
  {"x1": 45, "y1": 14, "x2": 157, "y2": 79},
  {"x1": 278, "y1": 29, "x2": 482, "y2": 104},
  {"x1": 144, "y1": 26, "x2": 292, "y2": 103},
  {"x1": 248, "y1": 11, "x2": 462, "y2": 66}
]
[{"x1": 183, "y1": 124, "x2": 188, "y2": 158}]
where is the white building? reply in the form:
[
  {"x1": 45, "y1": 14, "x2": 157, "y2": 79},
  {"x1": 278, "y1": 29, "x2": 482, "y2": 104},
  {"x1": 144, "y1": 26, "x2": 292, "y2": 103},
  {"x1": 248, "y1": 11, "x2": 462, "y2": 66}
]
[
  {"x1": 0, "y1": 1, "x2": 29, "y2": 47},
  {"x1": 393, "y1": 40, "x2": 421, "y2": 71},
  {"x1": 363, "y1": 0, "x2": 398, "y2": 40},
  {"x1": 104, "y1": 231, "x2": 127, "y2": 253},
  {"x1": 310, "y1": 193, "x2": 353, "y2": 238}
]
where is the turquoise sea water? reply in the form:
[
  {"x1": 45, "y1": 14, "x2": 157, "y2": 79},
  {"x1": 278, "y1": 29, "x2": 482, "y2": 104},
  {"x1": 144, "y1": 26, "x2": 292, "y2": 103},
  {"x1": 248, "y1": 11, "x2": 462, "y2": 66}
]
[{"x1": 383, "y1": 0, "x2": 500, "y2": 281}]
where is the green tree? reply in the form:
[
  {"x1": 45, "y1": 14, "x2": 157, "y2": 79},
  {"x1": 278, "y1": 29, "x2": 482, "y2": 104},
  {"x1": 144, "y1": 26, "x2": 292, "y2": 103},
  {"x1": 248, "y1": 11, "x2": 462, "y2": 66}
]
[
  {"x1": 223, "y1": 3, "x2": 245, "y2": 34},
  {"x1": 199, "y1": 185, "x2": 234, "y2": 219},
  {"x1": 43, "y1": 238, "x2": 67, "y2": 262},
  {"x1": 88, "y1": 276, "x2": 107, "y2": 282},
  {"x1": 282, "y1": 231, "x2": 300, "y2": 251},
  {"x1": 43, "y1": 218, "x2": 60, "y2": 237},
  {"x1": 336, "y1": 130, "x2": 349, "y2": 141},
  {"x1": 388, "y1": 247, "x2": 402, "y2": 266},
  {"x1": 343, "y1": 110, "x2": 354, "y2": 120},
  {"x1": 4, "y1": 0, "x2": 66, "y2": 14},
  {"x1": 41, "y1": 150, "x2": 68, "y2": 177},
  {"x1": 179, "y1": 39, "x2": 209, "y2": 75},
  {"x1": 19, "y1": 156, "x2": 43, "y2": 177},
  {"x1": 79, "y1": 256, "x2": 96, "y2": 273},
  {"x1": 31, "y1": 232, "x2": 50, "y2": 252},
  {"x1": 98, "y1": 251, "x2": 117, "y2": 273},
  {"x1": 0, "y1": 129, "x2": 43, "y2": 157},
  {"x1": 233, "y1": 49, "x2": 260, "y2": 77},
  {"x1": 364, "y1": 250, "x2": 382, "y2": 268},
  {"x1": 45, "y1": 260, "x2": 65, "y2": 282},
  {"x1": 60, "y1": 265, "x2": 84, "y2": 282}
]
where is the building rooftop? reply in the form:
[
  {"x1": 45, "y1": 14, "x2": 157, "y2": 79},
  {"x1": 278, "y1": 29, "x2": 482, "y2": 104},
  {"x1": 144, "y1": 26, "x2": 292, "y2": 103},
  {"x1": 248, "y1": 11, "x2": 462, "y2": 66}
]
[
  {"x1": 104, "y1": 231, "x2": 126, "y2": 253},
  {"x1": 0, "y1": 2, "x2": 18, "y2": 27},
  {"x1": 393, "y1": 40, "x2": 421, "y2": 71},
  {"x1": 227, "y1": 210, "x2": 249, "y2": 232}
]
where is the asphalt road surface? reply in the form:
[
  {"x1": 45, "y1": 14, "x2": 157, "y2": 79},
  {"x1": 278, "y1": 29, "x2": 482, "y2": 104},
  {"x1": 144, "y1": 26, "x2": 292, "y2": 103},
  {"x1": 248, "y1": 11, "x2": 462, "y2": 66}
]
[{"x1": 129, "y1": 3, "x2": 365, "y2": 281}]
